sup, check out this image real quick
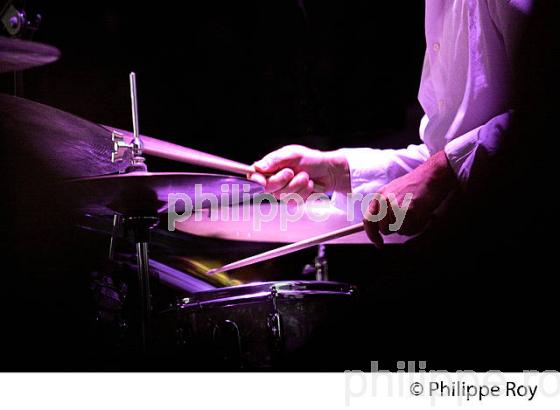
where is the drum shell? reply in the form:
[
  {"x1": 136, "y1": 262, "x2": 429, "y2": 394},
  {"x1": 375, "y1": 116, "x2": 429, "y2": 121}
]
[{"x1": 165, "y1": 281, "x2": 357, "y2": 369}]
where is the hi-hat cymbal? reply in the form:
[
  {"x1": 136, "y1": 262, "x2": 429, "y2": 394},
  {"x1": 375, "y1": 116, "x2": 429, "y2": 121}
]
[
  {"x1": 0, "y1": 37, "x2": 60, "y2": 73},
  {"x1": 69, "y1": 172, "x2": 263, "y2": 216},
  {"x1": 0, "y1": 93, "x2": 129, "y2": 178}
]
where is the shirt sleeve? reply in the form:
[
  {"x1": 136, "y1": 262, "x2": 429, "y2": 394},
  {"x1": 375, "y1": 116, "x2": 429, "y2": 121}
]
[
  {"x1": 336, "y1": 143, "x2": 430, "y2": 196},
  {"x1": 445, "y1": 0, "x2": 532, "y2": 187},
  {"x1": 487, "y1": 0, "x2": 534, "y2": 63},
  {"x1": 444, "y1": 111, "x2": 512, "y2": 186}
]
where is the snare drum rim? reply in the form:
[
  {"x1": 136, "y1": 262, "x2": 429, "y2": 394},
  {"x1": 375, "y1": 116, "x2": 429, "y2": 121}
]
[{"x1": 178, "y1": 280, "x2": 355, "y2": 309}]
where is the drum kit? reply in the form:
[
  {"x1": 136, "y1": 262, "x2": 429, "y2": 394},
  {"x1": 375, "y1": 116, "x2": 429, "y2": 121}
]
[{"x1": 1, "y1": 30, "x2": 408, "y2": 368}]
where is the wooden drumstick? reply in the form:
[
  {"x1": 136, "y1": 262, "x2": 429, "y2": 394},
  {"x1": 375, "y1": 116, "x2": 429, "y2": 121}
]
[
  {"x1": 104, "y1": 126, "x2": 325, "y2": 192},
  {"x1": 105, "y1": 126, "x2": 256, "y2": 175},
  {"x1": 206, "y1": 222, "x2": 365, "y2": 275}
]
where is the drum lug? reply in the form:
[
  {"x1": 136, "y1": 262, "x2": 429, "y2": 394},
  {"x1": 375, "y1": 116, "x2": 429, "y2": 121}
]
[
  {"x1": 302, "y1": 244, "x2": 329, "y2": 281},
  {"x1": 268, "y1": 286, "x2": 282, "y2": 348},
  {"x1": 267, "y1": 312, "x2": 282, "y2": 345}
]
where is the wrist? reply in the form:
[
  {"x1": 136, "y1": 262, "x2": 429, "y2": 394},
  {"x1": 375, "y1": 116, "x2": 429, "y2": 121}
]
[
  {"x1": 429, "y1": 150, "x2": 457, "y2": 192},
  {"x1": 324, "y1": 149, "x2": 351, "y2": 193}
]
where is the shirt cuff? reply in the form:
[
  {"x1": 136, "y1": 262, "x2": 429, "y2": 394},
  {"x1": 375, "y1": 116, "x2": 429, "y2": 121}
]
[
  {"x1": 444, "y1": 125, "x2": 483, "y2": 187},
  {"x1": 330, "y1": 148, "x2": 391, "y2": 218},
  {"x1": 444, "y1": 111, "x2": 512, "y2": 187},
  {"x1": 338, "y1": 148, "x2": 392, "y2": 195}
]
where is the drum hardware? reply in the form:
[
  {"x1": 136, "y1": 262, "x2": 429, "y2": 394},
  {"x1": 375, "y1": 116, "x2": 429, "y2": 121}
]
[
  {"x1": 267, "y1": 285, "x2": 282, "y2": 355},
  {"x1": 111, "y1": 72, "x2": 147, "y2": 173},
  {"x1": 105, "y1": 73, "x2": 156, "y2": 352},
  {"x1": 302, "y1": 244, "x2": 329, "y2": 281},
  {"x1": 108, "y1": 73, "x2": 151, "y2": 351},
  {"x1": 80, "y1": 72, "x2": 155, "y2": 352},
  {"x1": 111, "y1": 131, "x2": 131, "y2": 164},
  {"x1": 168, "y1": 281, "x2": 357, "y2": 369},
  {"x1": 1, "y1": 3, "x2": 25, "y2": 36},
  {"x1": 266, "y1": 312, "x2": 282, "y2": 350},
  {"x1": 1, "y1": 1, "x2": 41, "y2": 37},
  {"x1": 123, "y1": 214, "x2": 159, "y2": 352}
]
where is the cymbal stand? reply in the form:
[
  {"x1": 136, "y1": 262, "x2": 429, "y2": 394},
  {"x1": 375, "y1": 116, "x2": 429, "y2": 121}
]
[
  {"x1": 110, "y1": 72, "x2": 154, "y2": 352},
  {"x1": 111, "y1": 73, "x2": 147, "y2": 173},
  {"x1": 124, "y1": 215, "x2": 159, "y2": 352}
]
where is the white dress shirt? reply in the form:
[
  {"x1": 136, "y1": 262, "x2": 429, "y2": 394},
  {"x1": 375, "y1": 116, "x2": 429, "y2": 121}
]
[{"x1": 337, "y1": 0, "x2": 533, "y2": 198}]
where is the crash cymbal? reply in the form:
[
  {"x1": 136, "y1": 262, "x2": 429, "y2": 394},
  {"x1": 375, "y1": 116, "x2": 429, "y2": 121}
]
[
  {"x1": 174, "y1": 200, "x2": 412, "y2": 245},
  {"x1": 0, "y1": 93, "x2": 129, "y2": 178},
  {"x1": 69, "y1": 171, "x2": 263, "y2": 216},
  {"x1": 0, "y1": 37, "x2": 60, "y2": 73}
]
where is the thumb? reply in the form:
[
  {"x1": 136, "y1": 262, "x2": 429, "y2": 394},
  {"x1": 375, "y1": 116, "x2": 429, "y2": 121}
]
[{"x1": 364, "y1": 220, "x2": 385, "y2": 249}]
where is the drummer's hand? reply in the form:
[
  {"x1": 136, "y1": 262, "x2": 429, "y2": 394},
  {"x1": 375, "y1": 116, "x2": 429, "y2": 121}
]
[
  {"x1": 363, "y1": 151, "x2": 457, "y2": 248},
  {"x1": 247, "y1": 145, "x2": 351, "y2": 199}
]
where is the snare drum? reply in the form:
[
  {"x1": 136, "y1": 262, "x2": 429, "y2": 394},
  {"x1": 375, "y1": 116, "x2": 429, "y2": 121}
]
[{"x1": 160, "y1": 281, "x2": 357, "y2": 370}]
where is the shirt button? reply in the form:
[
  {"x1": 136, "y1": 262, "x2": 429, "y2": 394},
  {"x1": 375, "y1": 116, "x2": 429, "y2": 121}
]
[
  {"x1": 433, "y1": 42, "x2": 441, "y2": 52},
  {"x1": 438, "y1": 99, "x2": 445, "y2": 109}
]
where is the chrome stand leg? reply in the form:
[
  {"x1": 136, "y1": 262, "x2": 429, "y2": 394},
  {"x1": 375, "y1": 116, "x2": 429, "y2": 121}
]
[
  {"x1": 135, "y1": 241, "x2": 151, "y2": 352},
  {"x1": 125, "y1": 216, "x2": 159, "y2": 353}
]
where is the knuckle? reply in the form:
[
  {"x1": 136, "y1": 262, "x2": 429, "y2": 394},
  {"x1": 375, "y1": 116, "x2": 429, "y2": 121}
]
[{"x1": 283, "y1": 169, "x2": 295, "y2": 180}]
